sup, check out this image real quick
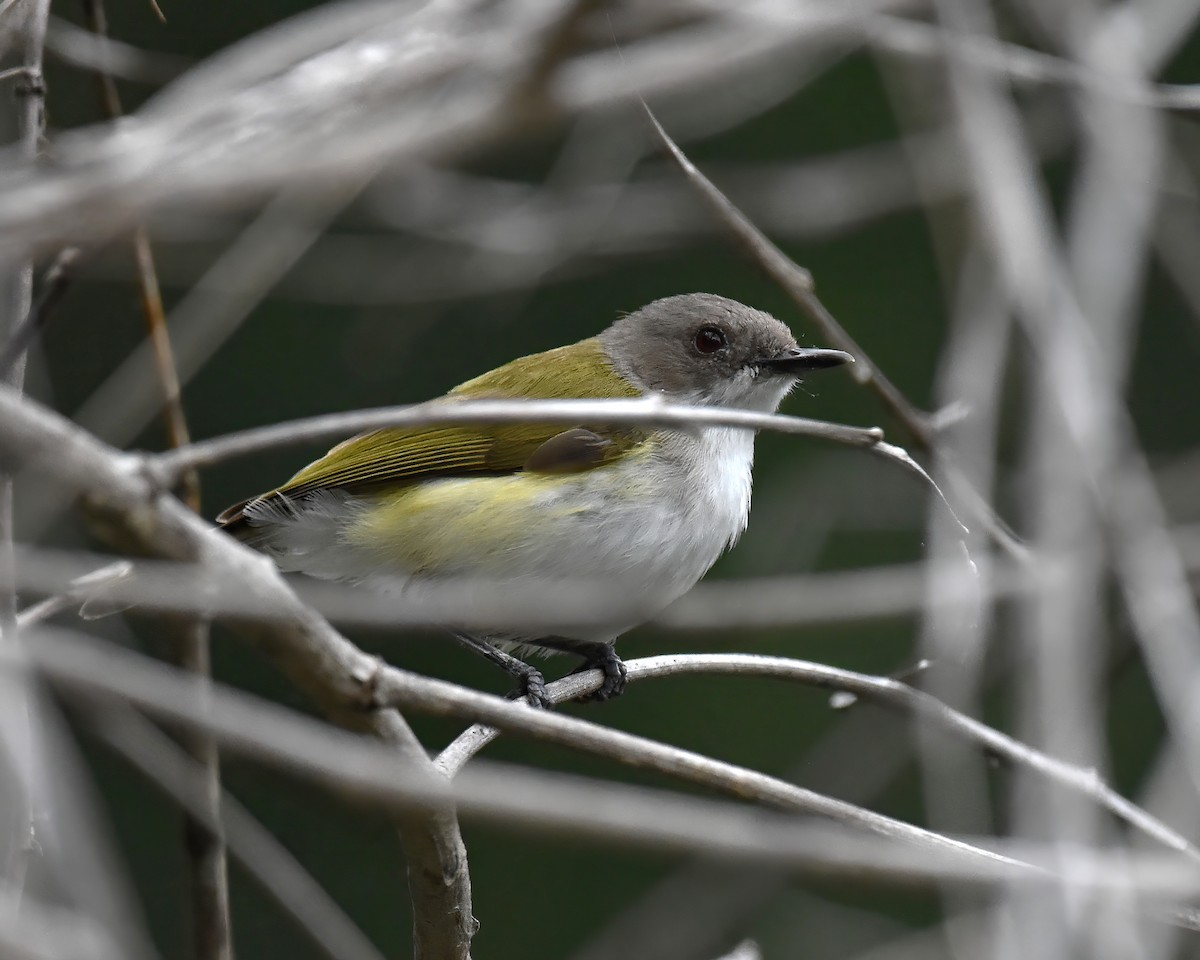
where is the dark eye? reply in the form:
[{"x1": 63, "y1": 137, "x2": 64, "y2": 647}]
[{"x1": 693, "y1": 326, "x2": 727, "y2": 354}]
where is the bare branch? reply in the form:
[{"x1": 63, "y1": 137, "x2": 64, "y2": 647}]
[
  {"x1": 22, "y1": 624, "x2": 1200, "y2": 910},
  {"x1": 0, "y1": 0, "x2": 49, "y2": 920},
  {"x1": 152, "y1": 396, "x2": 883, "y2": 481},
  {"x1": 0, "y1": 383, "x2": 477, "y2": 959},
  {"x1": 0, "y1": 2, "x2": 912, "y2": 261},
  {"x1": 43, "y1": 15, "x2": 189, "y2": 83},
  {"x1": 643, "y1": 101, "x2": 1030, "y2": 564},
  {"x1": 641, "y1": 103, "x2": 934, "y2": 446},
  {"x1": 94, "y1": 705, "x2": 388, "y2": 960},
  {"x1": 0, "y1": 246, "x2": 78, "y2": 381},
  {"x1": 435, "y1": 655, "x2": 1200, "y2": 866},
  {"x1": 79, "y1": 2, "x2": 231, "y2": 954}
]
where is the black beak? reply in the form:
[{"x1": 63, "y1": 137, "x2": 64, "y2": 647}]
[{"x1": 760, "y1": 347, "x2": 854, "y2": 373}]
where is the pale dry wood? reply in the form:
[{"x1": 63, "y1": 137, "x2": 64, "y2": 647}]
[
  {"x1": 0, "y1": 383, "x2": 476, "y2": 960},
  {"x1": 434, "y1": 654, "x2": 1200, "y2": 865},
  {"x1": 79, "y1": 1, "x2": 231, "y2": 954},
  {"x1": 22, "y1": 623, "x2": 1200, "y2": 913}
]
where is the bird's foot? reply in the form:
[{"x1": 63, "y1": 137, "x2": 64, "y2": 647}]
[
  {"x1": 450, "y1": 631, "x2": 552, "y2": 708},
  {"x1": 571, "y1": 647, "x2": 628, "y2": 702},
  {"x1": 506, "y1": 665, "x2": 551, "y2": 710}
]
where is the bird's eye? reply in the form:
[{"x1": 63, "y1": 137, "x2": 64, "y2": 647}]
[{"x1": 693, "y1": 326, "x2": 727, "y2": 354}]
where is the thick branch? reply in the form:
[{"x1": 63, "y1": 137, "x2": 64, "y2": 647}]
[{"x1": 0, "y1": 384, "x2": 475, "y2": 960}]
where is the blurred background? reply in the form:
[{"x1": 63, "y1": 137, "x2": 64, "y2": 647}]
[{"x1": 4, "y1": 0, "x2": 1200, "y2": 957}]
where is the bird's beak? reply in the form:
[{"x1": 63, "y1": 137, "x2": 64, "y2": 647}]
[{"x1": 760, "y1": 347, "x2": 854, "y2": 373}]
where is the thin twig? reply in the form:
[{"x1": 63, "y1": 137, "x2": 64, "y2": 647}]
[
  {"x1": 44, "y1": 16, "x2": 190, "y2": 83},
  {"x1": 144, "y1": 395, "x2": 974, "y2": 537},
  {"x1": 0, "y1": 246, "x2": 80, "y2": 381},
  {"x1": 151, "y1": 397, "x2": 884, "y2": 482},
  {"x1": 434, "y1": 654, "x2": 1200, "y2": 865},
  {"x1": 641, "y1": 104, "x2": 934, "y2": 445},
  {"x1": 15, "y1": 558, "x2": 133, "y2": 629},
  {"x1": 643, "y1": 103, "x2": 1031, "y2": 562},
  {"x1": 69, "y1": 180, "x2": 368, "y2": 467},
  {"x1": 93, "y1": 705, "x2": 388, "y2": 960},
  {"x1": 80, "y1": 0, "x2": 230, "y2": 955},
  {"x1": 1, "y1": 0, "x2": 48, "y2": 618},
  {"x1": 369, "y1": 661, "x2": 1006, "y2": 860}
]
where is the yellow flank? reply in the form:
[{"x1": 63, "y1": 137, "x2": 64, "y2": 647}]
[
  {"x1": 348, "y1": 475, "x2": 559, "y2": 573},
  {"x1": 271, "y1": 337, "x2": 644, "y2": 500},
  {"x1": 345, "y1": 446, "x2": 653, "y2": 574}
]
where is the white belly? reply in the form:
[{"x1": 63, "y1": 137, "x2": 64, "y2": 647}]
[{"x1": 245, "y1": 427, "x2": 755, "y2": 642}]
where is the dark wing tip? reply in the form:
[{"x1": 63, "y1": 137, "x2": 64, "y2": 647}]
[
  {"x1": 523, "y1": 428, "x2": 614, "y2": 474},
  {"x1": 215, "y1": 498, "x2": 251, "y2": 529}
]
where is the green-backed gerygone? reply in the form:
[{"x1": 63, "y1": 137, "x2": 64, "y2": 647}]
[{"x1": 218, "y1": 293, "x2": 851, "y2": 706}]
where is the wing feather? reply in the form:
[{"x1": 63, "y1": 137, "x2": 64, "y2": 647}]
[{"x1": 218, "y1": 337, "x2": 643, "y2": 529}]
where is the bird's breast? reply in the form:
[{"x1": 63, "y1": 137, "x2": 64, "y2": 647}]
[{"x1": 661, "y1": 425, "x2": 755, "y2": 554}]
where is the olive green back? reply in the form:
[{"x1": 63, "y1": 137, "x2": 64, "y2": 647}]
[{"x1": 270, "y1": 337, "x2": 643, "y2": 499}]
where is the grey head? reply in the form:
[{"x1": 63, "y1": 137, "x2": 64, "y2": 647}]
[{"x1": 599, "y1": 293, "x2": 852, "y2": 411}]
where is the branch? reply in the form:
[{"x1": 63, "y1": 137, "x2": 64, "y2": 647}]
[
  {"x1": 93, "y1": 705, "x2": 387, "y2": 960},
  {"x1": 149, "y1": 395, "x2": 968, "y2": 548},
  {"x1": 643, "y1": 104, "x2": 1027, "y2": 560},
  {"x1": 0, "y1": 385, "x2": 476, "y2": 960},
  {"x1": 0, "y1": 246, "x2": 78, "y2": 381},
  {"x1": 0, "y1": 2, "x2": 904, "y2": 261},
  {"x1": 78, "y1": 2, "x2": 230, "y2": 955},
  {"x1": 0, "y1": 0, "x2": 49, "y2": 915},
  {"x1": 43, "y1": 15, "x2": 189, "y2": 83},
  {"x1": 640, "y1": 104, "x2": 933, "y2": 445},
  {"x1": 24, "y1": 624, "x2": 1200, "y2": 911},
  {"x1": 435, "y1": 654, "x2": 1200, "y2": 865},
  {"x1": 151, "y1": 396, "x2": 884, "y2": 481}
]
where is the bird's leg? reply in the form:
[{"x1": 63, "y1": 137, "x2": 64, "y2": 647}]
[
  {"x1": 536, "y1": 638, "x2": 628, "y2": 702},
  {"x1": 449, "y1": 632, "x2": 550, "y2": 709}
]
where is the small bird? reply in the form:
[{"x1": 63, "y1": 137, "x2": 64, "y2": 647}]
[{"x1": 217, "y1": 293, "x2": 851, "y2": 706}]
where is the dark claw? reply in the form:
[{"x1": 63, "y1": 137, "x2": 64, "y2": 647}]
[
  {"x1": 450, "y1": 632, "x2": 553, "y2": 708},
  {"x1": 572, "y1": 648, "x2": 628, "y2": 702},
  {"x1": 511, "y1": 667, "x2": 551, "y2": 709}
]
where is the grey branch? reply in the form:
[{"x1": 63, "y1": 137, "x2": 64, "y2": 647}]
[
  {"x1": 21, "y1": 624, "x2": 1200, "y2": 909},
  {"x1": 151, "y1": 396, "x2": 883, "y2": 480},
  {"x1": 436, "y1": 654, "x2": 1200, "y2": 866},
  {"x1": 93, "y1": 705, "x2": 387, "y2": 960},
  {"x1": 0, "y1": 383, "x2": 476, "y2": 959}
]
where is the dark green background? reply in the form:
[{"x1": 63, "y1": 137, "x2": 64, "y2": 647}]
[{"x1": 15, "y1": 2, "x2": 1200, "y2": 957}]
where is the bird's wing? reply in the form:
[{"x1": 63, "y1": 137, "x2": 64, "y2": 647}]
[{"x1": 217, "y1": 338, "x2": 644, "y2": 528}]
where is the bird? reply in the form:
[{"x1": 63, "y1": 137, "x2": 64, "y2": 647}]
[{"x1": 217, "y1": 293, "x2": 851, "y2": 707}]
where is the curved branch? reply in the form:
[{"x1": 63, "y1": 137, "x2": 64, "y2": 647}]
[
  {"x1": 0, "y1": 384, "x2": 476, "y2": 960},
  {"x1": 368, "y1": 662, "x2": 1005, "y2": 865},
  {"x1": 149, "y1": 396, "x2": 967, "y2": 538},
  {"x1": 435, "y1": 654, "x2": 1200, "y2": 866},
  {"x1": 150, "y1": 396, "x2": 883, "y2": 481},
  {"x1": 27, "y1": 625, "x2": 1200, "y2": 918}
]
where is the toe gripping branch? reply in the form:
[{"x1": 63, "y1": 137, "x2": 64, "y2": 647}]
[
  {"x1": 451, "y1": 633, "x2": 551, "y2": 708},
  {"x1": 573, "y1": 645, "x2": 628, "y2": 702},
  {"x1": 451, "y1": 634, "x2": 628, "y2": 707}
]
